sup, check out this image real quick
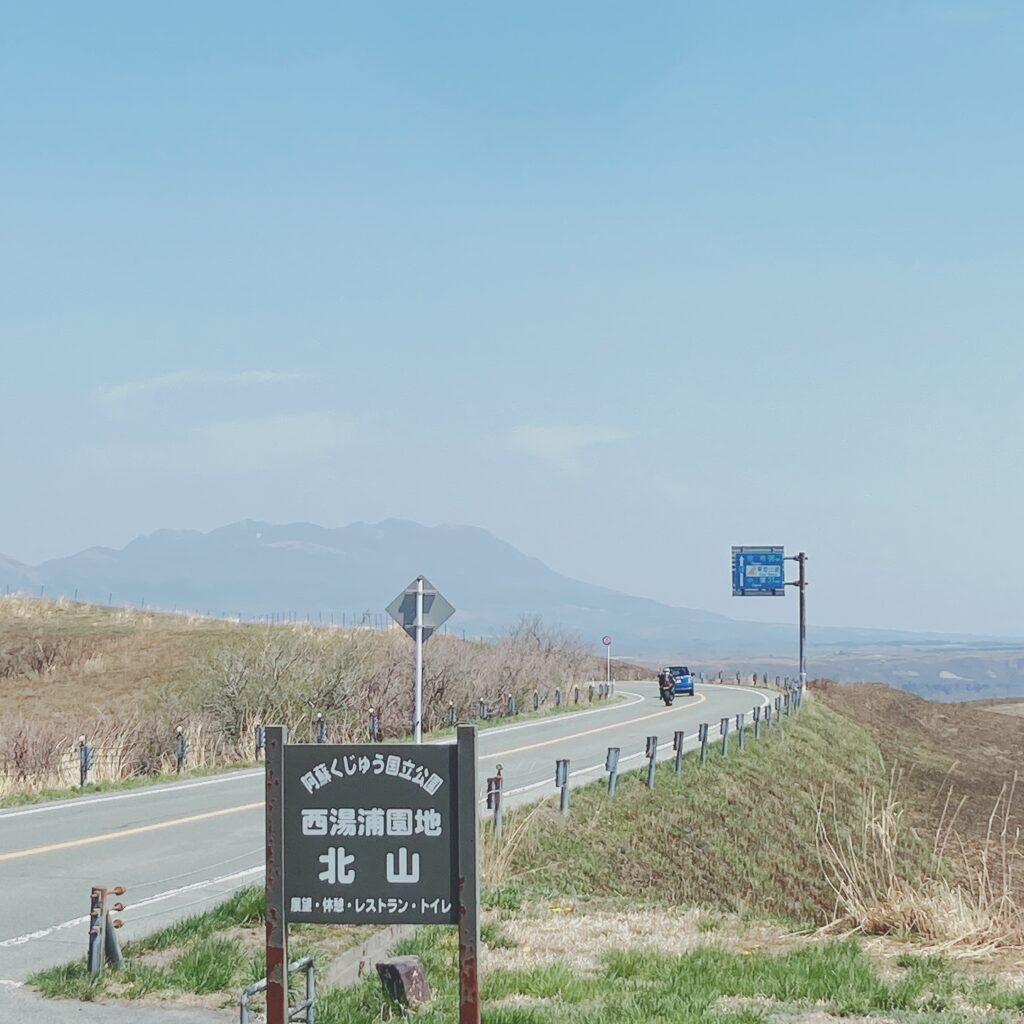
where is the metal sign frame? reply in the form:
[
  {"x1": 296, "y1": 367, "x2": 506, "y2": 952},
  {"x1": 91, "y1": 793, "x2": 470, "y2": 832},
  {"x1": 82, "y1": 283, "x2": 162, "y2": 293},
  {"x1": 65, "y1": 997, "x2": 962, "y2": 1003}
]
[{"x1": 265, "y1": 725, "x2": 479, "y2": 1023}]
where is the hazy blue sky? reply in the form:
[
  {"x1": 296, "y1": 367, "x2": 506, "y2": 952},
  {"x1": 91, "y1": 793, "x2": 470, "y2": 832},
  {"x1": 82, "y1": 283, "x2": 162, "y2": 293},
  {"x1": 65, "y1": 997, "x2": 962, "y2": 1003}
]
[{"x1": 1, "y1": 2, "x2": 1021, "y2": 635}]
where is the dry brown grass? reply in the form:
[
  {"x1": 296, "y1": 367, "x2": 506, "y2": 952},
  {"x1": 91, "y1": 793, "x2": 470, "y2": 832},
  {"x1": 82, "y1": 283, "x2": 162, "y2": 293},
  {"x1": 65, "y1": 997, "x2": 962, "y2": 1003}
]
[
  {"x1": 816, "y1": 767, "x2": 1023, "y2": 955},
  {"x1": 0, "y1": 597, "x2": 626, "y2": 794}
]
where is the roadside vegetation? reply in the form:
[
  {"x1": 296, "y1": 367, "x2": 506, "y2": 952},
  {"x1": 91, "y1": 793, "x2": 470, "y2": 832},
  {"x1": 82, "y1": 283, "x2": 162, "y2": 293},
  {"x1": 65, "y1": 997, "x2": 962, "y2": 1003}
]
[
  {"x1": 0, "y1": 596, "x2": 635, "y2": 799},
  {"x1": 31, "y1": 696, "x2": 1024, "y2": 1020}
]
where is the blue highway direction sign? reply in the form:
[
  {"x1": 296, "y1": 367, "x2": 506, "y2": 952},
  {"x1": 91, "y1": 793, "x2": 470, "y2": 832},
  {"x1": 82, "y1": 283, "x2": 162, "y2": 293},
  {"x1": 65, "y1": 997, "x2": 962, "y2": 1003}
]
[{"x1": 732, "y1": 546, "x2": 786, "y2": 597}]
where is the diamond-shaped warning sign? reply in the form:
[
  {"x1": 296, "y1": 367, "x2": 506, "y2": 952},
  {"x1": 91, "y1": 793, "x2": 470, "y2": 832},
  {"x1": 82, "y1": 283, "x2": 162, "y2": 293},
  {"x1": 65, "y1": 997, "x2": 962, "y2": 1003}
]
[{"x1": 386, "y1": 576, "x2": 455, "y2": 642}]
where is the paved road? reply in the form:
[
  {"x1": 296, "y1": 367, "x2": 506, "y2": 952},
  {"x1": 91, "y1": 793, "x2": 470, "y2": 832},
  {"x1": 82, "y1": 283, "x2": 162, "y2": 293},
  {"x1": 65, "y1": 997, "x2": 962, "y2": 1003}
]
[{"x1": 0, "y1": 681, "x2": 770, "y2": 990}]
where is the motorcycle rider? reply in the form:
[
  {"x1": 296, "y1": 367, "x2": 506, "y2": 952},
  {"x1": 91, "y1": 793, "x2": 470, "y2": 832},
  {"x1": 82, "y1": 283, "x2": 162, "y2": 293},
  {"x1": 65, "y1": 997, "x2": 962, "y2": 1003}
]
[{"x1": 658, "y1": 666, "x2": 674, "y2": 698}]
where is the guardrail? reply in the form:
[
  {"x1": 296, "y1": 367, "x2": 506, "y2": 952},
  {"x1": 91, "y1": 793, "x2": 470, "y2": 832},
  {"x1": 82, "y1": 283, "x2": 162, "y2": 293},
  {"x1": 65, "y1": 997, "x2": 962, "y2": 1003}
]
[
  {"x1": 240, "y1": 955, "x2": 315, "y2": 1024},
  {"x1": 485, "y1": 681, "x2": 805, "y2": 826}
]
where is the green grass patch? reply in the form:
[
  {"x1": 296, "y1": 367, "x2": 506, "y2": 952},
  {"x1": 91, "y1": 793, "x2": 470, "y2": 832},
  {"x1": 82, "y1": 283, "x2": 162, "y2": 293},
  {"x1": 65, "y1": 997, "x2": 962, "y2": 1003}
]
[
  {"x1": 291, "y1": 928, "x2": 1024, "y2": 1024},
  {"x1": 482, "y1": 702, "x2": 935, "y2": 927}
]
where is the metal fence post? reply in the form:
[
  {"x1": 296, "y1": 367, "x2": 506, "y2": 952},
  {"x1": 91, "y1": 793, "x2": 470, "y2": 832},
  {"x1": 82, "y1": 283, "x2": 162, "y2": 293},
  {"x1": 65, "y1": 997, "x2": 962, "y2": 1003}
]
[
  {"x1": 673, "y1": 730, "x2": 685, "y2": 773},
  {"x1": 574, "y1": 685, "x2": 580, "y2": 705},
  {"x1": 175, "y1": 727, "x2": 189, "y2": 773},
  {"x1": 486, "y1": 771, "x2": 504, "y2": 839},
  {"x1": 752, "y1": 705, "x2": 761, "y2": 739},
  {"x1": 775, "y1": 696, "x2": 782, "y2": 720},
  {"x1": 720, "y1": 717, "x2": 730, "y2": 757},
  {"x1": 316, "y1": 715, "x2": 326, "y2": 743},
  {"x1": 79, "y1": 736, "x2": 92, "y2": 787},
  {"x1": 448, "y1": 703, "x2": 457, "y2": 726},
  {"x1": 554, "y1": 687, "x2": 562, "y2": 707},
  {"x1": 765, "y1": 705, "x2": 772, "y2": 729},
  {"x1": 606, "y1": 747, "x2": 620, "y2": 796},
  {"x1": 533, "y1": 689, "x2": 540, "y2": 711},
  {"x1": 368, "y1": 708, "x2": 379, "y2": 741},
  {"x1": 478, "y1": 699, "x2": 486, "y2": 720},
  {"x1": 736, "y1": 713, "x2": 745, "y2": 751},
  {"x1": 506, "y1": 693, "x2": 515, "y2": 716},
  {"x1": 555, "y1": 759, "x2": 570, "y2": 815},
  {"x1": 255, "y1": 725, "x2": 266, "y2": 760},
  {"x1": 588, "y1": 684, "x2": 594, "y2": 703},
  {"x1": 645, "y1": 736, "x2": 657, "y2": 788},
  {"x1": 736, "y1": 672, "x2": 741, "y2": 685},
  {"x1": 699, "y1": 723, "x2": 708, "y2": 765}
]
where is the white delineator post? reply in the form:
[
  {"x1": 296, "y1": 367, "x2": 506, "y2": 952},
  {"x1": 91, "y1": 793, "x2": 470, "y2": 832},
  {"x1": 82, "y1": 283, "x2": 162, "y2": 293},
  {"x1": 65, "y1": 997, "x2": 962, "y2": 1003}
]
[
  {"x1": 606, "y1": 643, "x2": 610, "y2": 685},
  {"x1": 414, "y1": 575, "x2": 424, "y2": 744}
]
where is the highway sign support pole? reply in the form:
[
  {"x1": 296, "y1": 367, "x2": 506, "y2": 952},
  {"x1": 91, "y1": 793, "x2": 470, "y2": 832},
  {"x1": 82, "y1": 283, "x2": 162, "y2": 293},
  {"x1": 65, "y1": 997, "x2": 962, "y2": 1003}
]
[
  {"x1": 785, "y1": 552, "x2": 808, "y2": 689},
  {"x1": 415, "y1": 576, "x2": 424, "y2": 744}
]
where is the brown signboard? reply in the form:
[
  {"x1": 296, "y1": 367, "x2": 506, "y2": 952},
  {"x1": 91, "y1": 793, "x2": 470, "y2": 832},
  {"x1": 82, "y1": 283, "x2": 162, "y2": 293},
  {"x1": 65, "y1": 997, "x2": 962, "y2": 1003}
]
[{"x1": 282, "y1": 742, "x2": 459, "y2": 925}]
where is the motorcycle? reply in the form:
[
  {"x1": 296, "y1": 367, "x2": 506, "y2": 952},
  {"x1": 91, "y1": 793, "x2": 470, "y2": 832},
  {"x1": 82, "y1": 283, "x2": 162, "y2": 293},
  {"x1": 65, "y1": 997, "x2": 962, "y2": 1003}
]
[{"x1": 658, "y1": 676, "x2": 675, "y2": 706}]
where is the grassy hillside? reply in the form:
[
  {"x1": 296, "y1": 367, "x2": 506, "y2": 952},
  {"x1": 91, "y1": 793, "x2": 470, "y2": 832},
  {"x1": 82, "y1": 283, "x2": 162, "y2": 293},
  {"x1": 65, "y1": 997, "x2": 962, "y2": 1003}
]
[
  {"x1": 0, "y1": 596, "x2": 634, "y2": 795},
  {"x1": 814, "y1": 680, "x2": 1024, "y2": 907},
  {"x1": 483, "y1": 700, "x2": 933, "y2": 928}
]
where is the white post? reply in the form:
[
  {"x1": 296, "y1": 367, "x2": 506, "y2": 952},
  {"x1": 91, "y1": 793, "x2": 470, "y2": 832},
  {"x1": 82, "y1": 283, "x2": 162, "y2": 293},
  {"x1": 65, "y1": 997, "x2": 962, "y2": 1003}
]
[
  {"x1": 606, "y1": 644, "x2": 610, "y2": 685},
  {"x1": 414, "y1": 575, "x2": 424, "y2": 744}
]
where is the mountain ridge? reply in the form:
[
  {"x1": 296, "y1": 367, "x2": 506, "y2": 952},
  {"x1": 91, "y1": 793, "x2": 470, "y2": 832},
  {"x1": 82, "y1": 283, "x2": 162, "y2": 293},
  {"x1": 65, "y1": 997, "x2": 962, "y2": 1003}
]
[{"x1": 0, "y1": 519, "x2": 1018, "y2": 659}]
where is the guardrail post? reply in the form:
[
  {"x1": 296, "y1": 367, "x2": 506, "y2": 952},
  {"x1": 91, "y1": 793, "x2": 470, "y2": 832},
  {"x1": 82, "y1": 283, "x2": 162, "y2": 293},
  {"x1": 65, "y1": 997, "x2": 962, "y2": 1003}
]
[
  {"x1": 533, "y1": 689, "x2": 540, "y2": 711},
  {"x1": 775, "y1": 696, "x2": 782, "y2": 720},
  {"x1": 736, "y1": 713, "x2": 745, "y2": 751},
  {"x1": 316, "y1": 714, "x2": 327, "y2": 743},
  {"x1": 554, "y1": 687, "x2": 562, "y2": 707},
  {"x1": 79, "y1": 736, "x2": 93, "y2": 787},
  {"x1": 752, "y1": 705, "x2": 761, "y2": 739},
  {"x1": 573, "y1": 685, "x2": 580, "y2": 705},
  {"x1": 478, "y1": 699, "x2": 486, "y2": 720},
  {"x1": 698, "y1": 723, "x2": 709, "y2": 765},
  {"x1": 784, "y1": 692, "x2": 791, "y2": 716},
  {"x1": 736, "y1": 672, "x2": 741, "y2": 685},
  {"x1": 718, "y1": 670, "x2": 723, "y2": 683},
  {"x1": 175, "y1": 726, "x2": 189, "y2": 773},
  {"x1": 506, "y1": 693, "x2": 516, "y2": 716},
  {"x1": 254, "y1": 724, "x2": 266, "y2": 760},
  {"x1": 720, "y1": 717, "x2": 730, "y2": 757},
  {"x1": 605, "y1": 747, "x2": 620, "y2": 796},
  {"x1": 673, "y1": 730, "x2": 685, "y2": 773},
  {"x1": 645, "y1": 736, "x2": 657, "y2": 788},
  {"x1": 368, "y1": 708, "x2": 379, "y2": 741},
  {"x1": 588, "y1": 683, "x2": 594, "y2": 703},
  {"x1": 555, "y1": 759, "x2": 570, "y2": 815},
  {"x1": 448, "y1": 703, "x2": 457, "y2": 726},
  {"x1": 486, "y1": 769, "x2": 504, "y2": 838},
  {"x1": 765, "y1": 705, "x2": 773, "y2": 729}
]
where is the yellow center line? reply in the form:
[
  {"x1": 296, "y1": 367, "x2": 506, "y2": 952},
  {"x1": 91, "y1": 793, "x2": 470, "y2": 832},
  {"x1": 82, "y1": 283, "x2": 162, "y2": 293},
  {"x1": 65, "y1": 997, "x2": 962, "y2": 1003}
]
[
  {"x1": 0, "y1": 801, "x2": 263, "y2": 863},
  {"x1": 486, "y1": 692, "x2": 707, "y2": 759},
  {"x1": 0, "y1": 692, "x2": 713, "y2": 863}
]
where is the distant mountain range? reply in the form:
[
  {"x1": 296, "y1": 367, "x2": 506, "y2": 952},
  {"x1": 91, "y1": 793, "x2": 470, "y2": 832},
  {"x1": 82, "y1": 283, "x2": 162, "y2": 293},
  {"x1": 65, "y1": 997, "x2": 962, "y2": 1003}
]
[{"x1": 2, "y1": 520, "x2": 1017, "y2": 674}]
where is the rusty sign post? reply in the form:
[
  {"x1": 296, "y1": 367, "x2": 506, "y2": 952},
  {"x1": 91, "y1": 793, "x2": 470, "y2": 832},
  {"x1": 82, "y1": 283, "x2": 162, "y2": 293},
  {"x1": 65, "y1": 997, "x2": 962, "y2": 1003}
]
[{"x1": 264, "y1": 724, "x2": 479, "y2": 1024}]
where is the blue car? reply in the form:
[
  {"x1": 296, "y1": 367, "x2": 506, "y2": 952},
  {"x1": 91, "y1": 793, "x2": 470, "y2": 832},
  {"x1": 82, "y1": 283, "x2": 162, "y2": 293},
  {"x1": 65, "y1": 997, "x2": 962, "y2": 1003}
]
[{"x1": 668, "y1": 665, "x2": 694, "y2": 696}]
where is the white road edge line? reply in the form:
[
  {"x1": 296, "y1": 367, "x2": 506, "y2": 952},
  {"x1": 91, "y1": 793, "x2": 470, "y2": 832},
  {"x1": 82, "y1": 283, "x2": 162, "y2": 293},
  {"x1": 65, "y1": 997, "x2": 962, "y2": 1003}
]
[
  {"x1": 0, "y1": 771, "x2": 265, "y2": 821},
  {"x1": 498, "y1": 691, "x2": 773, "y2": 799},
  {"x1": 0, "y1": 866, "x2": 265, "y2": 949},
  {"x1": 0, "y1": 690, "x2": 649, "y2": 820}
]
